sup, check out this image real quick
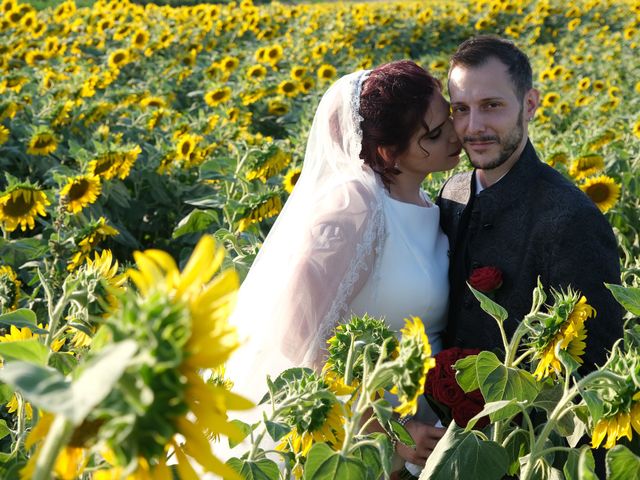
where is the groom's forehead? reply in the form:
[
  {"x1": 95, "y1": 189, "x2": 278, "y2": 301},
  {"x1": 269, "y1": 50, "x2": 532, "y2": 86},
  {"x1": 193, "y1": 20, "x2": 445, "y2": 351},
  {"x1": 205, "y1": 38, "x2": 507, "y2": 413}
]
[{"x1": 448, "y1": 60, "x2": 517, "y2": 101}]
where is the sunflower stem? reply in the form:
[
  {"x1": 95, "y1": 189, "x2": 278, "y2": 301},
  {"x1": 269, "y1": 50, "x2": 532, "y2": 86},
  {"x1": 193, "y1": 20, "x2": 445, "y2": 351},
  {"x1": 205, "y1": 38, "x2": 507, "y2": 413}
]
[
  {"x1": 33, "y1": 415, "x2": 74, "y2": 480},
  {"x1": 10, "y1": 393, "x2": 27, "y2": 457},
  {"x1": 344, "y1": 333, "x2": 356, "y2": 387}
]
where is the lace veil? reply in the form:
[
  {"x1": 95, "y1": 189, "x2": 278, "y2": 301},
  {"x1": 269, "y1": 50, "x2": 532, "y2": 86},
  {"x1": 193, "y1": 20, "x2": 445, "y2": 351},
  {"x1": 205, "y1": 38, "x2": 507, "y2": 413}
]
[{"x1": 226, "y1": 70, "x2": 386, "y2": 404}]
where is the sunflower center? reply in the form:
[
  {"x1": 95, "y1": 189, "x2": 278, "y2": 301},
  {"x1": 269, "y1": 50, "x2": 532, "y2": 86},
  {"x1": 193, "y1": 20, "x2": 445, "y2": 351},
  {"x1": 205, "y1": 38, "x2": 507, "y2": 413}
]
[
  {"x1": 212, "y1": 91, "x2": 226, "y2": 101},
  {"x1": 113, "y1": 52, "x2": 125, "y2": 64},
  {"x1": 586, "y1": 183, "x2": 611, "y2": 203},
  {"x1": 3, "y1": 192, "x2": 33, "y2": 217},
  {"x1": 290, "y1": 171, "x2": 300, "y2": 185},
  {"x1": 93, "y1": 154, "x2": 119, "y2": 175},
  {"x1": 67, "y1": 180, "x2": 90, "y2": 201}
]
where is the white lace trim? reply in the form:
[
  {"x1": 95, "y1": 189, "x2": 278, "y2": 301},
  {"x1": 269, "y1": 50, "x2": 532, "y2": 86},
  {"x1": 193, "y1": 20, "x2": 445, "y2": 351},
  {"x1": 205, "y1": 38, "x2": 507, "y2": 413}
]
[{"x1": 309, "y1": 191, "x2": 386, "y2": 362}]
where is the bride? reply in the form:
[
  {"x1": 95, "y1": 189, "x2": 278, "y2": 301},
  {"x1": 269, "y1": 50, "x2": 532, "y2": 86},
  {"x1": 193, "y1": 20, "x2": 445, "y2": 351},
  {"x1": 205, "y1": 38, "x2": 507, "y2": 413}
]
[{"x1": 225, "y1": 60, "x2": 462, "y2": 472}]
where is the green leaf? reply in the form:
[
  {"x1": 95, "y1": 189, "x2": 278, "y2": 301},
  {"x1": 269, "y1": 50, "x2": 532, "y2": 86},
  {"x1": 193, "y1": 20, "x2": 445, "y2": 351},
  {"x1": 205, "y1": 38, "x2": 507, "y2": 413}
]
[
  {"x1": 465, "y1": 400, "x2": 516, "y2": 431},
  {"x1": 454, "y1": 355, "x2": 480, "y2": 392},
  {"x1": 48, "y1": 352, "x2": 79, "y2": 376},
  {"x1": 370, "y1": 432, "x2": 393, "y2": 479},
  {"x1": 532, "y1": 382, "x2": 563, "y2": 415},
  {"x1": 371, "y1": 399, "x2": 392, "y2": 426},
  {"x1": 0, "y1": 384, "x2": 13, "y2": 403},
  {"x1": 605, "y1": 283, "x2": 640, "y2": 316},
  {"x1": 0, "y1": 419, "x2": 10, "y2": 441},
  {"x1": 228, "y1": 419, "x2": 255, "y2": 449},
  {"x1": 0, "y1": 340, "x2": 137, "y2": 425},
  {"x1": 564, "y1": 446, "x2": 596, "y2": 480},
  {"x1": 390, "y1": 418, "x2": 415, "y2": 447},
  {"x1": 0, "y1": 339, "x2": 49, "y2": 365},
  {"x1": 172, "y1": 209, "x2": 218, "y2": 239},
  {"x1": 475, "y1": 351, "x2": 540, "y2": 421},
  {"x1": 265, "y1": 421, "x2": 290, "y2": 443},
  {"x1": 421, "y1": 424, "x2": 509, "y2": 480},
  {"x1": 0, "y1": 309, "x2": 46, "y2": 332},
  {"x1": 0, "y1": 362, "x2": 73, "y2": 416},
  {"x1": 226, "y1": 457, "x2": 280, "y2": 480},
  {"x1": 303, "y1": 443, "x2": 368, "y2": 480},
  {"x1": 503, "y1": 429, "x2": 528, "y2": 476},
  {"x1": 351, "y1": 443, "x2": 383, "y2": 480},
  {"x1": 467, "y1": 284, "x2": 508, "y2": 323},
  {"x1": 606, "y1": 445, "x2": 640, "y2": 480},
  {"x1": 70, "y1": 340, "x2": 137, "y2": 425},
  {"x1": 580, "y1": 389, "x2": 604, "y2": 424}
]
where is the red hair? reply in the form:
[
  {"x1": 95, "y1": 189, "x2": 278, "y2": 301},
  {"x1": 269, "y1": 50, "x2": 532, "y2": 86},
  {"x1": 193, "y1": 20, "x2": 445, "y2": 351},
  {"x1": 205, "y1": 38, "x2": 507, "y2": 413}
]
[{"x1": 359, "y1": 60, "x2": 441, "y2": 189}]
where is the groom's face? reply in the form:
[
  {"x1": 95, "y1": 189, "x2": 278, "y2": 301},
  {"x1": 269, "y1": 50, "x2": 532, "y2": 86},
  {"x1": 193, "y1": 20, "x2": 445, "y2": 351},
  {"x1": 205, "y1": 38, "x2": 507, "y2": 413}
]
[{"x1": 448, "y1": 57, "x2": 531, "y2": 172}]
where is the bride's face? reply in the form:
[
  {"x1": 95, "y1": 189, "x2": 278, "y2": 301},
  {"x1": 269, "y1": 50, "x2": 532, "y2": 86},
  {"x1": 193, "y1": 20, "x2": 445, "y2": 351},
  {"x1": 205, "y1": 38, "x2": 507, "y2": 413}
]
[{"x1": 394, "y1": 92, "x2": 462, "y2": 177}]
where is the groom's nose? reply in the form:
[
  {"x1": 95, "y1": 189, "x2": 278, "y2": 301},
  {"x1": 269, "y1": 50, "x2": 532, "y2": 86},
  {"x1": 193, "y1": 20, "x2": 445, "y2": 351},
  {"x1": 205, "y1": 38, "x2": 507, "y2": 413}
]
[{"x1": 467, "y1": 109, "x2": 486, "y2": 134}]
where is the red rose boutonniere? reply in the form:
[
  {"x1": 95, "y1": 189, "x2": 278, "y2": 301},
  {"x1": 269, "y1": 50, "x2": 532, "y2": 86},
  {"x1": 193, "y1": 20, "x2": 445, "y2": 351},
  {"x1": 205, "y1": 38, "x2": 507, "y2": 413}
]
[
  {"x1": 424, "y1": 347, "x2": 489, "y2": 429},
  {"x1": 468, "y1": 266, "x2": 503, "y2": 294}
]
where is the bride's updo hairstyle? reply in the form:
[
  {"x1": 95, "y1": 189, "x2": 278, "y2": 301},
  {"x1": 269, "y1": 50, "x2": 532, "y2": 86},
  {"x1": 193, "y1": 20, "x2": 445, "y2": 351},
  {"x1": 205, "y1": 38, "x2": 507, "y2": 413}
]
[{"x1": 359, "y1": 60, "x2": 441, "y2": 190}]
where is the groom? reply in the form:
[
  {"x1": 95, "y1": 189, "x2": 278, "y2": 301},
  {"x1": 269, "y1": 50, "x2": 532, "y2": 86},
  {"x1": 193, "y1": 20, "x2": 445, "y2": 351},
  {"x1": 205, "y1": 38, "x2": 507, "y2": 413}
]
[{"x1": 438, "y1": 36, "x2": 623, "y2": 372}]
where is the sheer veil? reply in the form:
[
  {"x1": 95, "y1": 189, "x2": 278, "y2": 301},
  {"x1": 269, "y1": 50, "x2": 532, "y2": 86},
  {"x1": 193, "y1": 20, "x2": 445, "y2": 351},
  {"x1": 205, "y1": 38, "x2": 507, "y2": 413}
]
[{"x1": 225, "y1": 70, "x2": 387, "y2": 406}]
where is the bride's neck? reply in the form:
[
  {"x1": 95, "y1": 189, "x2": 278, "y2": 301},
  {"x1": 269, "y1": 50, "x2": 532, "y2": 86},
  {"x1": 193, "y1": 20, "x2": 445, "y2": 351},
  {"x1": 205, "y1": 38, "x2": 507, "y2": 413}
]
[{"x1": 388, "y1": 175, "x2": 426, "y2": 207}]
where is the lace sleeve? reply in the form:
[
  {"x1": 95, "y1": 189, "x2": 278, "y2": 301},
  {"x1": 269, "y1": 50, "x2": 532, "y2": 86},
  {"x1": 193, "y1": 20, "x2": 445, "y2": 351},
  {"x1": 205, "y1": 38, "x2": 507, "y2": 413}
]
[{"x1": 276, "y1": 181, "x2": 384, "y2": 367}]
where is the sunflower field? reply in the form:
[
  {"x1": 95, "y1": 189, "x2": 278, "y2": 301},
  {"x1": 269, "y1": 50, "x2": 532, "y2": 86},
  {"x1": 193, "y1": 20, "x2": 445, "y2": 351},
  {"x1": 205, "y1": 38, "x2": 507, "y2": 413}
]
[{"x1": 0, "y1": 0, "x2": 639, "y2": 478}]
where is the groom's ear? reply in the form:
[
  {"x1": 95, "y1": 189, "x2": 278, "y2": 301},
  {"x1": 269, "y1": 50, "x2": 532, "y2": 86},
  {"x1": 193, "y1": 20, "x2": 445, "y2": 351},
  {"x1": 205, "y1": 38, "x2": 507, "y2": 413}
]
[
  {"x1": 524, "y1": 88, "x2": 540, "y2": 122},
  {"x1": 376, "y1": 146, "x2": 395, "y2": 167}
]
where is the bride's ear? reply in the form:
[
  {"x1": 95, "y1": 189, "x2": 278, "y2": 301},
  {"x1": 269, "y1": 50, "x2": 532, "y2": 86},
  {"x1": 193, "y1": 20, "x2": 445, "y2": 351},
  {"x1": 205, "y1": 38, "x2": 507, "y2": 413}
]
[{"x1": 376, "y1": 146, "x2": 395, "y2": 168}]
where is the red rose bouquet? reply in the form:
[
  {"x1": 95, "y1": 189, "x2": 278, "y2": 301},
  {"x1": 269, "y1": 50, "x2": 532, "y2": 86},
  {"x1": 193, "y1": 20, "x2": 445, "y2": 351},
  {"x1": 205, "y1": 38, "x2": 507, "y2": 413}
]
[{"x1": 424, "y1": 347, "x2": 489, "y2": 428}]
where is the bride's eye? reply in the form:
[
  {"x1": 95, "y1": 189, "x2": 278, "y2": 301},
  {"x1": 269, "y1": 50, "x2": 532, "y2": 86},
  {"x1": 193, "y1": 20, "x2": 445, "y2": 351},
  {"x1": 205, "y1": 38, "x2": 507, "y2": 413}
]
[{"x1": 426, "y1": 128, "x2": 441, "y2": 140}]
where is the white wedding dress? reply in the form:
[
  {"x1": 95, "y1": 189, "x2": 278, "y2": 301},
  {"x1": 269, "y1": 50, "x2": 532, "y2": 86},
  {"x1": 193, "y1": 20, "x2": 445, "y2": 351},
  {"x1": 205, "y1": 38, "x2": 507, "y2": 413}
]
[{"x1": 348, "y1": 190, "x2": 449, "y2": 352}]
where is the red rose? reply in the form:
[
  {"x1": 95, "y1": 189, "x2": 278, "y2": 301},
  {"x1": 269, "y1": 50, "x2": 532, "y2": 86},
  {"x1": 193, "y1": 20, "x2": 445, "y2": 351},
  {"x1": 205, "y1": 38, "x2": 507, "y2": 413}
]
[
  {"x1": 452, "y1": 398, "x2": 488, "y2": 428},
  {"x1": 468, "y1": 266, "x2": 503, "y2": 293},
  {"x1": 432, "y1": 376, "x2": 465, "y2": 407}
]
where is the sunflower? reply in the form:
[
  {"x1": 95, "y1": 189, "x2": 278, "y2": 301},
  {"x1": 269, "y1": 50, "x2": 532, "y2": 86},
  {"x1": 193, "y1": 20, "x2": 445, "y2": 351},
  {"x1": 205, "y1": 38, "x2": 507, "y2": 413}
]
[
  {"x1": 107, "y1": 48, "x2": 130, "y2": 70},
  {"x1": 275, "y1": 371, "x2": 345, "y2": 457},
  {"x1": 277, "y1": 402, "x2": 345, "y2": 457},
  {"x1": 27, "y1": 128, "x2": 58, "y2": 156},
  {"x1": 140, "y1": 96, "x2": 166, "y2": 109},
  {"x1": 580, "y1": 175, "x2": 620, "y2": 213},
  {"x1": 67, "y1": 217, "x2": 119, "y2": 271},
  {"x1": 246, "y1": 147, "x2": 291, "y2": 182},
  {"x1": 267, "y1": 97, "x2": 289, "y2": 116},
  {"x1": 88, "y1": 145, "x2": 141, "y2": 180},
  {"x1": 237, "y1": 193, "x2": 283, "y2": 232},
  {"x1": 0, "y1": 125, "x2": 9, "y2": 145},
  {"x1": 204, "y1": 87, "x2": 232, "y2": 107},
  {"x1": 633, "y1": 119, "x2": 640, "y2": 140},
  {"x1": 290, "y1": 66, "x2": 306, "y2": 80},
  {"x1": 578, "y1": 77, "x2": 591, "y2": 90},
  {"x1": 317, "y1": 64, "x2": 337, "y2": 82},
  {"x1": 277, "y1": 79, "x2": 299, "y2": 97},
  {"x1": 391, "y1": 316, "x2": 435, "y2": 416},
  {"x1": 546, "y1": 152, "x2": 568, "y2": 168},
  {"x1": 219, "y1": 55, "x2": 239, "y2": 72},
  {"x1": 0, "y1": 264, "x2": 21, "y2": 311},
  {"x1": 542, "y1": 92, "x2": 560, "y2": 107},
  {"x1": 530, "y1": 292, "x2": 594, "y2": 380},
  {"x1": 0, "y1": 185, "x2": 50, "y2": 232},
  {"x1": 592, "y1": 400, "x2": 640, "y2": 449},
  {"x1": 246, "y1": 64, "x2": 267, "y2": 82},
  {"x1": 568, "y1": 154, "x2": 605, "y2": 179},
  {"x1": 283, "y1": 167, "x2": 301, "y2": 193},
  {"x1": 175, "y1": 133, "x2": 201, "y2": 160},
  {"x1": 60, "y1": 175, "x2": 102, "y2": 214},
  {"x1": 98, "y1": 235, "x2": 250, "y2": 478},
  {"x1": 6, "y1": 393, "x2": 33, "y2": 421},
  {"x1": 265, "y1": 43, "x2": 283, "y2": 65},
  {"x1": 131, "y1": 29, "x2": 149, "y2": 49}
]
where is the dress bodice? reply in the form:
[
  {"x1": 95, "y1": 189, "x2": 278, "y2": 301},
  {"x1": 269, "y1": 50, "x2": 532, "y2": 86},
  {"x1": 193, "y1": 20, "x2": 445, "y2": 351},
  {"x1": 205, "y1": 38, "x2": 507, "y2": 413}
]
[{"x1": 348, "y1": 190, "x2": 449, "y2": 352}]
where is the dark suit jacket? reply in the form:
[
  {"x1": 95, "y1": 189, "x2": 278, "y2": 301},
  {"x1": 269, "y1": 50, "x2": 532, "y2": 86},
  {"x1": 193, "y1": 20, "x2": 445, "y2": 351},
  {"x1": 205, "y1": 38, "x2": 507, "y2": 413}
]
[{"x1": 437, "y1": 140, "x2": 622, "y2": 370}]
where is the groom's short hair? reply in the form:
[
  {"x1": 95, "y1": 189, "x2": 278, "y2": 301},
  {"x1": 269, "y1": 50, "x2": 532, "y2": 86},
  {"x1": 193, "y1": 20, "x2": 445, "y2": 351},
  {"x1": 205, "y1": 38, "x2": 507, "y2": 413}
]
[{"x1": 450, "y1": 35, "x2": 533, "y2": 101}]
